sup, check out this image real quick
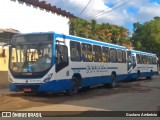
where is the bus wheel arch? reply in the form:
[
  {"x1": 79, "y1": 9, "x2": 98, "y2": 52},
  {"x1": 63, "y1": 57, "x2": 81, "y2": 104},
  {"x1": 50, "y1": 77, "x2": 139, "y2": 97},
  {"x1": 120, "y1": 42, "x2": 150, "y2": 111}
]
[
  {"x1": 151, "y1": 70, "x2": 153, "y2": 75},
  {"x1": 72, "y1": 73, "x2": 82, "y2": 87},
  {"x1": 109, "y1": 72, "x2": 117, "y2": 88},
  {"x1": 112, "y1": 71, "x2": 117, "y2": 76},
  {"x1": 67, "y1": 73, "x2": 82, "y2": 96},
  {"x1": 136, "y1": 70, "x2": 140, "y2": 80}
]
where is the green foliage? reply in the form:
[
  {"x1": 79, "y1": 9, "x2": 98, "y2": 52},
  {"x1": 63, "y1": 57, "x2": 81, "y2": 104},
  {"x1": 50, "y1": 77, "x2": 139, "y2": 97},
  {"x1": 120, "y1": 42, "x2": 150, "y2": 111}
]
[
  {"x1": 132, "y1": 16, "x2": 160, "y2": 54},
  {"x1": 69, "y1": 18, "x2": 131, "y2": 47}
]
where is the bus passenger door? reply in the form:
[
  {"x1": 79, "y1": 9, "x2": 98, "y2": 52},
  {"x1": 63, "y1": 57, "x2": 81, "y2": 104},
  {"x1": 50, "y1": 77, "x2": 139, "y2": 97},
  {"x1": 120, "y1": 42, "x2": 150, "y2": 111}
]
[
  {"x1": 127, "y1": 51, "x2": 136, "y2": 71},
  {"x1": 132, "y1": 55, "x2": 136, "y2": 69},
  {"x1": 127, "y1": 51, "x2": 132, "y2": 71},
  {"x1": 55, "y1": 44, "x2": 69, "y2": 72}
]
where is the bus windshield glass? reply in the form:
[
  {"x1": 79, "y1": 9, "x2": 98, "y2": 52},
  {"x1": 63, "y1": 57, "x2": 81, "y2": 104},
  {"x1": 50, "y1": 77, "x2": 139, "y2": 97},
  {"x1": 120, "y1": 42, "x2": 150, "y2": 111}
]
[{"x1": 9, "y1": 34, "x2": 53, "y2": 77}]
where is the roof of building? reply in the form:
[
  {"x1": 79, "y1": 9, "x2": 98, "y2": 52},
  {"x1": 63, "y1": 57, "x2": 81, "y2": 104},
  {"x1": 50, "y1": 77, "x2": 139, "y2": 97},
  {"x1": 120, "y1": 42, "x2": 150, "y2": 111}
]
[
  {"x1": 0, "y1": 28, "x2": 20, "y2": 34},
  {"x1": 17, "y1": 0, "x2": 75, "y2": 18},
  {"x1": 0, "y1": 28, "x2": 20, "y2": 44}
]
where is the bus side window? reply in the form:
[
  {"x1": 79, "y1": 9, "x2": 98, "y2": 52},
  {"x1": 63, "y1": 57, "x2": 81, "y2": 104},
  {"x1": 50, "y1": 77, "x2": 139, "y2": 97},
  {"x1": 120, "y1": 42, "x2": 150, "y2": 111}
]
[
  {"x1": 144, "y1": 55, "x2": 148, "y2": 64},
  {"x1": 110, "y1": 48, "x2": 117, "y2": 63},
  {"x1": 152, "y1": 57, "x2": 157, "y2": 64},
  {"x1": 70, "y1": 41, "x2": 81, "y2": 61},
  {"x1": 123, "y1": 50, "x2": 126, "y2": 63},
  {"x1": 149, "y1": 56, "x2": 152, "y2": 64},
  {"x1": 93, "y1": 45, "x2": 102, "y2": 62},
  {"x1": 142, "y1": 55, "x2": 145, "y2": 64},
  {"x1": 139, "y1": 54, "x2": 142, "y2": 64},
  {"x1": 147, "y1": 56, "x2": 149, "y2": 64},
  {"x1": 56, "y1": 45, "x2": 69, "y2": 72},
  {"x1": 132, "y1": 55, "x2": 136, "y2": 68},
  {"x1": 81, "y1": 43, "x2": 92, "y2": 62},
  {"x1": 136, "y1": 54, "x2": 140, "y2": 64},
  {"x1": 117, "y1": 49, "x2": 123, "y2": 63},
  {"x1": 102, "y1": 47, "x2": 109, "y2": 62}
]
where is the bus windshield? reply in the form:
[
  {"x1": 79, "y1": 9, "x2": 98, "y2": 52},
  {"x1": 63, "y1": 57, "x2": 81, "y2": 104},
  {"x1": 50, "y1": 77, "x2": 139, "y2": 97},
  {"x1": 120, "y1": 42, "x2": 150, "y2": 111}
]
[{"x1": 9, "y1": 35, "x2": 53, "y2": 78}]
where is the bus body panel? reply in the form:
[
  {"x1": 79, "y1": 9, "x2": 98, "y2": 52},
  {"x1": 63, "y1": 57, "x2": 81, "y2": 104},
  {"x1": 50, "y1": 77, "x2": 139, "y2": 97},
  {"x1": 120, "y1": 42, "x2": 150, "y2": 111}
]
[
  {"x1": 9, "y1": 32, "x2": 159, "y2": 93},
  {"x1": 127, "y1": 50, "x2": 158, "y2": 80}
]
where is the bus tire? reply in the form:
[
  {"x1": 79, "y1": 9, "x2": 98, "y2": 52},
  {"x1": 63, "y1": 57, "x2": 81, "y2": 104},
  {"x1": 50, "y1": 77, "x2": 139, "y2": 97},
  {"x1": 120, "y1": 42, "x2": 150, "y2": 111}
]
[
  {"x1": 146, "y1": 71, "x2": 152, "y2": 79},
  {"x1": 146, "y1": 76, "x2": 151, "y2": 79},
  {"x1": 82, "y1": 86, "x2": 90, "y2": 91},
  {"x1": 67, "y1": 77, "x2": 79, "y2": 96},
  {"x1": 108, "y1": 74, "x2": 116, "y2": 88}
]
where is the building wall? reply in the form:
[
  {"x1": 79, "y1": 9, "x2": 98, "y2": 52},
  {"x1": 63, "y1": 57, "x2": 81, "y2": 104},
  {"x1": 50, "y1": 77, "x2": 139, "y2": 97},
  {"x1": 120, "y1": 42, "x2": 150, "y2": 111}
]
[
  {"x1": 0, "y1": 0, "x2": 70, "y2": 34},
  {"x1": 0, "y1": 46, "x2": 38, "y2": 88},
  {"x1": 0, "y1": 47, "x2": 9, "y2": 88}
]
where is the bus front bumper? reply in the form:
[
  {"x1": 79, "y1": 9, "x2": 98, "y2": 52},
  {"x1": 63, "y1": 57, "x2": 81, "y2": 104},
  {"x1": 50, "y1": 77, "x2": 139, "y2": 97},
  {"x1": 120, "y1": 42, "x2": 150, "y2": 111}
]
[{"x1": 9, "y1": 79, "x2": 71, "y2": 93}]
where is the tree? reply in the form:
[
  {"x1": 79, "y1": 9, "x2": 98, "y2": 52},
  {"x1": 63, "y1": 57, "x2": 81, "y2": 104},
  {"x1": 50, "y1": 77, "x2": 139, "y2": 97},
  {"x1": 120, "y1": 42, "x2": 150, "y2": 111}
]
[
  {"x1": 132, "y1": 16, "x2": 160, "y2": 54},
  {"x1": 69, "y1": 18, "x2": 131, "y2": 47}
]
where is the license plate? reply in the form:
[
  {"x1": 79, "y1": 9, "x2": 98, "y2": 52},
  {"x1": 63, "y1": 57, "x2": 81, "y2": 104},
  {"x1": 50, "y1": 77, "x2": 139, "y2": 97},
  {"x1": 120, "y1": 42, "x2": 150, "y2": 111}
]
[{"x1": 23, "y1": 88, "x2": 31, "y2": 92}]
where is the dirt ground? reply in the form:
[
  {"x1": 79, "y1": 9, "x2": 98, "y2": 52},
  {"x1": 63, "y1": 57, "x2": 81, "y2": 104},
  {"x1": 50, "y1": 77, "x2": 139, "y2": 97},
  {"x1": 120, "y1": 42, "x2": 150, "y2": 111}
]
[
  {"x1": 0, "y1": 92, "x2": 74, "y2": 111},
  {"x1": 0, "y1": 76, "x2": 159, "y2": 111}
]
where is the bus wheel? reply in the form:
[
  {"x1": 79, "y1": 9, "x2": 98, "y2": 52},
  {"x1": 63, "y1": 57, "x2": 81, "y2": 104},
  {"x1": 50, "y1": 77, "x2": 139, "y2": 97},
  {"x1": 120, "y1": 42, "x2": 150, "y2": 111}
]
[
  {"x1": 146, "y1": 76, "x2": 151, "y2": 79},
  {"x1": 146, "y1": 70, "x2": 153, "y2": 79},
  {"x1": 82, "y1": 86, "x2": 90, "y2": 91},
  {"x1": 108, "y1": 74, "x2": 116, "y2": 88},
  {"x1": 67, "y1": 77, "x2": 79, "y2": 96}
]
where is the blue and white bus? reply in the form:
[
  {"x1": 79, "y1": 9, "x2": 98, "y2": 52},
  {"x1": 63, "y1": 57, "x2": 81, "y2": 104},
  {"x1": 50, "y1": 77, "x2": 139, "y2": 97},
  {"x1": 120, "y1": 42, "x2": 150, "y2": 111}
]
[
  {"x1": 6, "y1": 32, "x2": 128, "y2": 95},
  {"x1": 127, "y1": 50, "x2": 158, "y2": 80}
]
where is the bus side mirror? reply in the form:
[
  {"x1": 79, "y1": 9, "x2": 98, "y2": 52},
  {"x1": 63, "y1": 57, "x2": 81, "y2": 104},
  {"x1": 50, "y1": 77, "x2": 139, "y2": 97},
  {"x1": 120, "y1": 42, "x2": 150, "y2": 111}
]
[{"x1": 2, "y1": 49, "x2": 5, "y2": 57}]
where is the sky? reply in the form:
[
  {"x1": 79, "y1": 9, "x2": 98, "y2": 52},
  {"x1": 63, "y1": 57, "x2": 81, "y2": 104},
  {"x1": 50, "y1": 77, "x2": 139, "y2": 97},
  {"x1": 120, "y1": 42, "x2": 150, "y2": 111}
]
[{"x1": 40, "y1": 0, "x2": 160, "y2": 35}]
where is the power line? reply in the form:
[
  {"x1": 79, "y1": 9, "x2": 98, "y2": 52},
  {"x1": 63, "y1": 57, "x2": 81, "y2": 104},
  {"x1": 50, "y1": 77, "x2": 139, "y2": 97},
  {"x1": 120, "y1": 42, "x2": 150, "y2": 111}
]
[
  {"x1": 90, "y1": 0, "x2": 129, "y2": 19},
  {"x1": 88, "y1": 0, "x2": 129, "y2": 20},
  {"x1": 78, "y1": 0, "x2": 92, "y2": 17},
  {"x1": 87, "y1": 1, "x2": 120, "y2": 19}
]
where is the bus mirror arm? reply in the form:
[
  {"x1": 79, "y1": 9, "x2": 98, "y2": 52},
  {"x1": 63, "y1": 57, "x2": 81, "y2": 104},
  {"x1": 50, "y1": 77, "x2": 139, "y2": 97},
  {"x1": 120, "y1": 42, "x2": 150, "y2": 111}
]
[
  {"x1": 2, "y1": 49, "x2": 5, "y2": 57},
  {"x1": 133, "y1": 63, "x2": 136, "y2": 69}
]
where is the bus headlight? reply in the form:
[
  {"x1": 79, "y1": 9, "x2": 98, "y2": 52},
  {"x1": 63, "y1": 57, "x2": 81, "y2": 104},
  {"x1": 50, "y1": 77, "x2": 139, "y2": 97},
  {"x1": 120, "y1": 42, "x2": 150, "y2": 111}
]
[
  {"x1": 9, "y1": 77, "x2": 13, "y2": 83},
  {"x1": 43, "y1": 73, "x2": 53, "y2": 83}
]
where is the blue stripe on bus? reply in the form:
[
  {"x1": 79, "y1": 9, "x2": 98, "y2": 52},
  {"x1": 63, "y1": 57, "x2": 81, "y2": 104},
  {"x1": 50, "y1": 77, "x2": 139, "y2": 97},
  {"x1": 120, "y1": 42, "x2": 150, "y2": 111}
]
[
  {"x1": 71, "y1": 68, "x2": 86, "y2": 70},
  {"x1": 148, "y1": 67, "x2": 153, "y2": 68},
  {"x1": 127, "y1": 71, "x2": 157, "y2": 80},
  {"x1": 137, "y1": 67, "x2": 154, "y2": 69},
  {"x1": 107, "y1": 67, "x2": 118, "y2": 69},
  {"x1": 137, "y1": 67, "x2": 141, "y2": 68},
  {"x1": 9, "y1": 74, "x2": 127, "y2": 92},
  {"x1": 9, "y1": 79, "x2": 71, "y2": 92},
  {"x1": 71, "y1": 67, "x2": 118, "y2": 70}
]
